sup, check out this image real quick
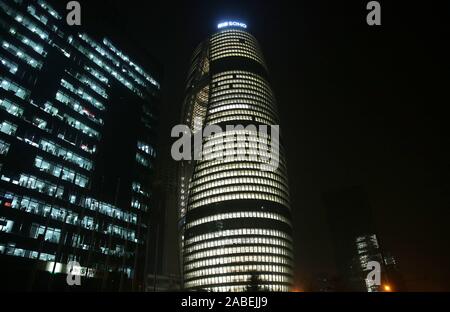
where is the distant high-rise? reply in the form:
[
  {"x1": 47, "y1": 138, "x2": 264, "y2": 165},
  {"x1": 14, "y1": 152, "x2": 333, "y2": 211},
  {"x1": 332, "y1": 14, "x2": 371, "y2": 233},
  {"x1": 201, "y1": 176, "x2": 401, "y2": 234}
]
[
  {"x1": 0, "y1": 0, "x2": 160, "y2": 290},
  {"x1": 323, "y1": 186, "x2": 404, "y2": 292},
  {"x1": 177, "y1": 21, "x2": 293, "y2": 291}
]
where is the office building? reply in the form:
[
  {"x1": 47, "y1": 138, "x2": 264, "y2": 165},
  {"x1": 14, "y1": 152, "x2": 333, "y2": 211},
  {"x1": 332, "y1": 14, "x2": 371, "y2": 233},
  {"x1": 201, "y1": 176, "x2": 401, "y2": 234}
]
[
  {"x1": 0, "y1": 0, "x2": 160, "y2": 290},
  {"x1": 323, "y1": 186, "x2": 404, "y2": 291},
  {"x1": 178, "y1": 21, "x2": 293, "y2": 291}
]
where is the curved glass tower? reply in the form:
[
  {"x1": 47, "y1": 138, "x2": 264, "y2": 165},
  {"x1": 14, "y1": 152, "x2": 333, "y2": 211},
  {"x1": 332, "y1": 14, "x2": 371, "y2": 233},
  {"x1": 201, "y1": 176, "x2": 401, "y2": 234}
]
[{"x1": 179, "y1": 21, "x2": 293, "y2": 292}]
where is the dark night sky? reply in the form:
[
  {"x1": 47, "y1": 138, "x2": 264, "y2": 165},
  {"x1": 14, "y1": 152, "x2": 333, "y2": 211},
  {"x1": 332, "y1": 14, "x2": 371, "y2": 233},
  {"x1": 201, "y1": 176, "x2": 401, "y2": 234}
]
[{"x1": 60, "y1": 0, "x2": 449, "y2": 290}]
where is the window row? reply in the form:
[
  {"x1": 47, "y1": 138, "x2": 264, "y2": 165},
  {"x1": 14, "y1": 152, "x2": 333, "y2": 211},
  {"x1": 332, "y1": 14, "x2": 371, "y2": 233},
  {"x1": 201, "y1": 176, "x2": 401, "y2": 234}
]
[
  {"x1": 17, "y1": 173, "x2": 63, "y2": 197},
  {"x1": 209, "y1": 84, "x2": 275, "y2": 105},
  {"x1": 27, "y1": 4, "x2": 50, "y2": 26},
  {"x1": 210, "y1": 74, "x2": 234, "y2": 83},
  {"x1": 186, "y1": 211, "x2": 290, "y2": 230},
  {"x1": 0, "y1": 53, "x2": 18, "y2": 74},
  {"x1": 215, "y1": 78, "x2": 272, "y2": 96},
  {"x1": 210, "y1": 92, "x2": 273, "y2": 107},
  {"x1": 195, "y1": 157, "x2": 287, "y2": 179},
  {"x1": 184, "y1": 255, "x2": 292, "y2": 271},
  {"x1": 190, "y1": 177, "x2": 288, "y2": 199},
  {"x1": 185, "y1": 244, "x2": 291, "y2": 263},
  {"x1": 60, "y1": 79, "x2": 105, "y2": 111},
  {"x1": 37, "y1": 0, "x2": 62, "y2": 20},
  {"x1": 211, "y1": 44, "x2": 264, "y2": 58},
  {"x1": 193, "y1": 162, "x2": 286, "y2": 181},
  {"x1": 65, "y1": 69, "x2": 108, "y2": 99},
  {"x1": 78, "y1": 34, "x2": 121, "y2": 67},
  {"x1": 7, "y1": 192, "x2": 84, "y2": 227},
  {"x1": 137, "y1": 141, "x2": 156, "y2": 157},
  {"x1": 207, "y1": 284, "x2": 290, "y2": 292},
  {"x1": 255, "y1": 116, "x2": 277, "y2": 125},
  {"x1": 70, "y1": 38, "x2": 145, "y2": 99},
  {"x1": 211, "y1": 30, "x2": 257, "y2": 43},
  {"x1": 98, "y1": 243, "x2": 133, "y2": 258},
  {"x1": 136, "y1": 152, "x2": 152, "y2": 169},
  {"x1": 210, "y1": 88, "x2": 273, "y2": 103},
  {"x1": 230, "y1": 82, "x2": 273, "y2": 97},
  {"x1": 192, "y1": 169, "x2": 287, "y2": 189},
  {"x1": 210, "y1": 37, "x2": 259, "y2": 49},
  {"x1": 0, "y1": 97, "x2": 23, "y2": 117},
  {"x1": 2, "y1": 190, "x2": 136, "y2": 239},
  {"x1": 202, "y1": 136, "x2": 282, "y2": 156},
  {"x1": 81, "y1": 197, "x2": 137, "y2": 225},
  {"x1": 212, "y1": 83, "x2": 274, "y2": 103},
  {"x1": 107, "y1": 224, "x2": 137, "y2": 242},
  {"x1": 208, "y1": 103, "x2": 276, "y2": 120},
  {"x1": 5, "y1": 25, "x2": 48, "y2": 56},
  {"x1": 35, "y1": 156, "x2": 89, "y2": 188},
  {"x1": 211, "y1": 44, "x2": 262, "y2": 60},
  {"x1": 201, "y1": 142, "x2": 280, "y2": 158},
  {"x1": 211, "y1": 33, "x2": 258, "y2": 45},
  {"x1": 207, "y1": 113, "x2": 275, "y2": 127},
  {"x1": 0, "y1": 0, "x2": 49, "y2": 41},
  {"x1": 103, "y1": 38, "x2": 159, "y2": 88},
  {"x1": 207, "y1": 110, "x2": 277, "y2": 126},
  {"x1": 207, "y1": 115, "x2": 252, "y2": 124},
  {"x1": 185, "y1": 273, "x2": 292, "y2": 288},
  {"x1": 83, "y1": 64, "x2": 109, "y2": 85},
  {"x1": 0, "y1": 242, "x2": 54, "y2": 261},
  {"x1": 211, "y1": 51, "x2": 264, "y2": 65},
  {"x1": 211, "y1": 42, "x2": 261, "y2": 57},
  {"x1": 55, "y1": 90, "x2": 104, "y2": 125},
  {"x1": 185, "y1": 236, "x2": 292, "y2": 258},
  {"x1": 185, "y1": 264, "x2": 292, "y2": 281},
  {"x1": 63, "y1": 113, "x2": 100, "y2": 140},
  {"x1": 202, "y1": 128, "x2": 271, "y2": 142},
  {"x1": 39, "y1": 138, "x2": 94, "y2": 171},
  {"x1": 30, "y1": 223, "x2": 61, "y2": 243},
  {"x1": 207, "y1": 110, "x2": 273, "y2": 125},
  {"x1": 0, "y1": 120, "x2": 17, "y2": 135},
  {"x1": 0, "y1": 98, "x2": 62, "y2": 136},
  {"x1": 189, "y1": 191, "x2": 290, "y2": 210},
  {"x1": 201, "y1": 142, "x2": 282, "y2": 160},
  {"x1": 212, "y1": 71, "x2": 267, "y2": 84},
  {"x1": 185, "y1": 227, "x2": 291, "y2": 246},
  {"x1": 194, "y1": 157, "x2": 287, "y2": 178},
  {"x1": 198, "y1": 154, "x2": 283, "y2": 173},
  {"x1": 9, "y1": 115, "x2": 96, "y2": 158},
  {"x1": 0, "y1": 75, "x2": 29, "y2": 99}
]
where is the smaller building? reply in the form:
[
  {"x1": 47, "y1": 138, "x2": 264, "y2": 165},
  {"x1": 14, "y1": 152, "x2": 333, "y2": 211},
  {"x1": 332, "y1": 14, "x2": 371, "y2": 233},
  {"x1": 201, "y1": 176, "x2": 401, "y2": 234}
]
[{"x1": 323, "y1": 186, "x2": 405, "y2": 291}]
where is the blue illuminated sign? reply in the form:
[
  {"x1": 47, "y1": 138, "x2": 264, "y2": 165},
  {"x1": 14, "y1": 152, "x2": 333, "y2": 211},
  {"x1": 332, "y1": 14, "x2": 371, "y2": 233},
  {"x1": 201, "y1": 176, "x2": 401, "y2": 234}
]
[{"x1": 217, "y1": 21, "x2": 247, "y2": 29}]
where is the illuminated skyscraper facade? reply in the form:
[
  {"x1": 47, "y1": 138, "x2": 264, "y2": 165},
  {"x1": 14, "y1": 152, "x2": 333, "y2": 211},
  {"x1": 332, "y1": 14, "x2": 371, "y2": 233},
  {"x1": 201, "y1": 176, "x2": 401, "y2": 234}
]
[
  {"x1": 0, "y1": 0, "x2": 160, "y2": 290},
  {"x1": 179, "y1": 22, "x2": 293, "y2": 291}
]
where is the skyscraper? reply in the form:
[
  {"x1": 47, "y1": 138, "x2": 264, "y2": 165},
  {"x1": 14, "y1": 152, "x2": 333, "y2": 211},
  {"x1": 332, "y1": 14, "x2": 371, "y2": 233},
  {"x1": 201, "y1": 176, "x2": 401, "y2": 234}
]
[
  {"x1": 0, "y1": 0, "x2": 160, "y2": 290},
  {"x1": 178, "y1": 21, "x2": 293, "y2": 291}
]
